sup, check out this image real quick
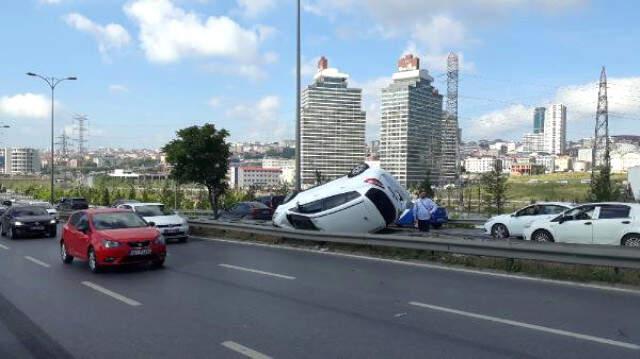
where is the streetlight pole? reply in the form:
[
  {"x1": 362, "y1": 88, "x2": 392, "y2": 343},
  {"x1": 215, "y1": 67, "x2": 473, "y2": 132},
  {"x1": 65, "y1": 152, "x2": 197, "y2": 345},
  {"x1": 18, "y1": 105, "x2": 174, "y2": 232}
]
[
  {"x1": 295, "y1": 0, "x2": 301, "y2": 191},
  {"x1": 26, "y1": 73, "x2": 77, "y2": 205}
]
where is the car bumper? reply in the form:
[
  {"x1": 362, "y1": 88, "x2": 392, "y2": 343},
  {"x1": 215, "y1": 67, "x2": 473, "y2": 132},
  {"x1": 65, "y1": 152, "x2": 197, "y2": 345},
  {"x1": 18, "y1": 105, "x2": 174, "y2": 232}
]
[
  {"x1": 96, "y1": 244, "x2": 166, "y2": 266},
  {"x1": 14, "y1": 224, "x2": 56, "y2": 236}
]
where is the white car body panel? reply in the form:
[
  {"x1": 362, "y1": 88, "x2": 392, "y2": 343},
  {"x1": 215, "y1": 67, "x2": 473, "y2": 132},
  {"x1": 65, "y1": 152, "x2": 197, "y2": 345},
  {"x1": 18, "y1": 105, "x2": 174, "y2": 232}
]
[
  {"x1": 273, "y1": 167, "x2": 410, "y2": 233},
  {"x1": 118, "y1": 202, "x2": 189, "y2": 239},
  {"x1": 523, "y1": 202, "x2": 640, "y2": 246},
  {"x1": 483, "y1": 202, "x2": 573, "y2": 237}
]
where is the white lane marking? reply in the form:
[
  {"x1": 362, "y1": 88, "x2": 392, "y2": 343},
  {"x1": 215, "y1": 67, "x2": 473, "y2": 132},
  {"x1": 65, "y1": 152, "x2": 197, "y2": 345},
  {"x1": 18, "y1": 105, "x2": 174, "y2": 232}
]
[
  {"x1": 221, "y1": 341, "x2": 272, "y2": 359},
  {"x1": 81, "y1": 281, "x2": 142, "y2": 306},
  {"x1": 0, "y1": 243, "x2": 9, "y2": 250},
  {"x1": 24, "y1": 256, "x2": 50, "y2": 268},
  {"x1": 409, "y1": 301, "x2": 640, "y2": 351},
  {"x1": 219, "y1": 263, "x2": 295, "y2": 280},
  {"x1": 196, "y1": 236, "x2": 640, "y2": 296}
]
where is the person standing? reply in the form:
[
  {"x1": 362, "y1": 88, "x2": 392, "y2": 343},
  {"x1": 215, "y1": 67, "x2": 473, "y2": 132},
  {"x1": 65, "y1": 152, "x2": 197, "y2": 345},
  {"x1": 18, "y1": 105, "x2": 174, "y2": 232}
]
[{"x1": 413, "y1": 191, "x2": 437, "y2": 232}]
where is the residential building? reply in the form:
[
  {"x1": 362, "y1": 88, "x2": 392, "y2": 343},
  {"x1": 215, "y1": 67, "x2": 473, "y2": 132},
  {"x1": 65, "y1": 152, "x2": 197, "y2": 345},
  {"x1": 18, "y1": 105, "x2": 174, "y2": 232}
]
[
  {"x1": 300, "y1": 56, "x2": 366, "y2": 186},
  {"x1": 379, "y1": 54, "x2": 443, "y2": 187},
  {"x1": 532, "y1": 154, "x2": 555, "y2": 172},
  {"x1": 522, "y1": 133, "x2": 545, "y2": 152},
  {"x1": 464, "y1": 156, "x2": 496, "y2": 173},
  {"x1": 544, "y1": 103, "x2": 567, "y2": 155},
  {"x1": 577, "y1": 148, "x2": 592, "y2": 162},
  {"x1": 554, "y1": 155, "x2": 573, "y2": 172},
  {"x1": 611, "y1": 152, "x2": 640, "y2": 172},
  {"x1": 533, "y1": 107, "x2": 545, "y2": 134},
  {"x1": 4, "y1": 148, "x2": 41, "y2": 175},
  {"x1": 229, "y1": 167, "x2": 282, "y2": 189},
  {"x1": 262, "y1": 157, "x2": 295, "y2": 184}
]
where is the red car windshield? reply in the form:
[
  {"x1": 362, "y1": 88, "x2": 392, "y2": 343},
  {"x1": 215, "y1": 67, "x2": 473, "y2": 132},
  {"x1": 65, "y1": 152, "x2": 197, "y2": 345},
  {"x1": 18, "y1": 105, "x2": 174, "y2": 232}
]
[{"x1": 93, "y1": 212, "x2": 148, "y2": 230}]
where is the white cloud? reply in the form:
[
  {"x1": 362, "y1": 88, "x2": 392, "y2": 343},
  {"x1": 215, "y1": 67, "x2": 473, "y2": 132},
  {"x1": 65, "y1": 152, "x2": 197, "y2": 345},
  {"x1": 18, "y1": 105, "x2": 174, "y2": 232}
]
[
  {"x1": 237, "y1": 0, "x2": 276, "y2": 18},
  {"x1": 207, "y1": 96, "x2": 221, "y2": 108},
  {"x1": 225, "y1": 95, "x2": 289, "y2": 140},
  {"x1": 466, "y1": 76, "x2": 640, "y2": 140},
  {"x1": 64, "y1": 13, "x2": 131, "y2": 58},
  {"x1": 40, "y1": 0, "x2": 62, "y2": 4},
  {"x1": 413, "y1": 15, "x2": 467, "y2": 53},
  {"x1": 0, "y1": 93, "x2": 50, "y2": 119},
  {"x1": 124, "y1": 0, "x2": 268, "y2": 64},
  {"x1": 108, "y1": 84, "x2": 129, "y2": 93}
]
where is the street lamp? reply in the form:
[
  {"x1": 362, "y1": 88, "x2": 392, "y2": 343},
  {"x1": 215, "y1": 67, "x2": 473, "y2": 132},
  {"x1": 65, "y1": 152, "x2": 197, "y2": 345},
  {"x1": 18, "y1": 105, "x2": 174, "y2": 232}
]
[
  {"x1": 295, "y1": 0, "x2": 301, "y2": 191},
  {"x1": 26, "y1": 72, "x2": 77, "y2": 204}
]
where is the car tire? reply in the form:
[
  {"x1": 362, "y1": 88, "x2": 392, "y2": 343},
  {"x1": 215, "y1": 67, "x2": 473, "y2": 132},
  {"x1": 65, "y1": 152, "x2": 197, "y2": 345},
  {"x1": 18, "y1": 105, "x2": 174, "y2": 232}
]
[
  {"x1": 152, "y1": 259, "x2": 165, "y2": 269},
  {"x1": 532, "y1": 229, "x2": 554, "y2": 243},
  {"x1": 0, "y1": 223, "x2": 5, "y2": 236},
  {"x1": 48, "y1": 228, "x2": 57, "y2": 238},
  {"x1": 347, "y1": 163, "x2": 369, "y2": 178},
  {"x1": 60, "y1": 241, "x2": 73, "y2": 264},
  {"x1": 621, "y1": 234, "x2": 640, "y2": 247},
  {"x1": 491, "y1": 224, "x2": 510, "y2": 239},
  {"x1": 179, "y1": 237, "x2": 188, "y2": 243},
  {"x1": 88, "y1": 247, "x2": 101, "y2": 273}
]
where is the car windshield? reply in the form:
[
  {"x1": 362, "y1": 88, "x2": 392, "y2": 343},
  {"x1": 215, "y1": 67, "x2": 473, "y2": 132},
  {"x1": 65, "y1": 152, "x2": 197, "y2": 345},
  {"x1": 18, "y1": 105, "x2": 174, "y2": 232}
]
[
  {"x1": 13, "y1": 207, "x2": 48, "y2": 216},
  {"x1": 134, "y1": 205, "x2": 175, "y2": 217},
  {"x1": 31, "y1": 202, "x2": 53, "y2": 209},
  {"x1": 93, "y1": 212, "x2": 148, "y2": 230}
]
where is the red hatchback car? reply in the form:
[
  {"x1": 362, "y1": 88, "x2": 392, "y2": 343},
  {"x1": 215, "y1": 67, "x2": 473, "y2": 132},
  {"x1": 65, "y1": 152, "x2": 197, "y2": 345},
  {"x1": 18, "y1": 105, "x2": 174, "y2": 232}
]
[{"x1": 60, "y1": 208, "x2": 167, "y2": 273}]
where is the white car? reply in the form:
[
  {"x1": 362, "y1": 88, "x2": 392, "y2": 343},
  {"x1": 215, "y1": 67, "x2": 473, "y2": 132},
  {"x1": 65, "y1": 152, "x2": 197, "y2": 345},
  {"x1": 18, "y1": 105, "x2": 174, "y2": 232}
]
[
  {"x1": 484, "y1": 202, "x2": 573, "y2": 239},
  {"x1": 523, "y1": 202, "x2": 640, "y2": 247},
  {"x1": 273, "y1": 164, "x2": 411, "y2": 233},
  {"x1": 117, "y1": 202, "x2": 189, "y2": 242}
]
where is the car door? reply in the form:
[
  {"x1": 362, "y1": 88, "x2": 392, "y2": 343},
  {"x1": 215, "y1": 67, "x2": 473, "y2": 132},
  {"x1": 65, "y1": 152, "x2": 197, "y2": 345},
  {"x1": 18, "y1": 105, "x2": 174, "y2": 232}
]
[
  {"x1": 74, "y1": 214, "x2": 92, "y2": 259},
  {"x1": 510, "y1": 205, "x2": 540, "y2": 235},
  {"x1": 551, "y1": 205, "x2": 596, "y2": 244},
  {"x1": 592, "y1": 204, "x2": 632, "y2": 245}
]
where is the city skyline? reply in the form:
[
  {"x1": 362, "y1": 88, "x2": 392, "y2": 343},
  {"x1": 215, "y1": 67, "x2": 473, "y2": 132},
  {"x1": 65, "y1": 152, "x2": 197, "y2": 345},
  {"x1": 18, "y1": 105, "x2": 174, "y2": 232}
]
[{"x1": 0, "y1": 1, "x2": 639, "y2": 149}]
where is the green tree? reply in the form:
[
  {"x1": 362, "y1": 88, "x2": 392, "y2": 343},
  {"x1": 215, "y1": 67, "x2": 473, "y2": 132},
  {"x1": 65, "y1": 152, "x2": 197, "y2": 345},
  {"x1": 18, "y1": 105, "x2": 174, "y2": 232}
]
[
  {"x1": 417, "y1": 175, "x2": 435, "y2": 198},
  {"x1": 162, "y1": 124, "x2": 230, "y2": 218},
  {"x1": 314, "y1": 170, "x2": 323, "y2": 185},
  {"x1": 128, "y1": 185, "x2": 137, "y2": 201},
  {"x1": 590, "y1": 164, "x2": 619, "y2": 201},
  {"x1": 142, "y1": 187, "x2": 150, "y2": 202},
  {"x1": 101, "y1": 187, "x2": 111, "y2": 206},
  {"x1": 481, "y1": 161, "x2": 509, "y2": 214}
]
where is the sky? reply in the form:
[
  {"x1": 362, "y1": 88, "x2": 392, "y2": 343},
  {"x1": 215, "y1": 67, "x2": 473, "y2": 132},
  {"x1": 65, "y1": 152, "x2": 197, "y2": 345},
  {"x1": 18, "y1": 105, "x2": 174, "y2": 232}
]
[{"x1": 0, "y1": 0, "x2": 639, "y2": 149}]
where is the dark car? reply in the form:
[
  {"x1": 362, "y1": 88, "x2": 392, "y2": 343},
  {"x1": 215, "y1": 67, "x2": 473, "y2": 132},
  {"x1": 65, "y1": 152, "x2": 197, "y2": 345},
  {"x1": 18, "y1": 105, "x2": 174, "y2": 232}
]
[
  {"x1": 1, "y1": 206, "x2": 57, "y2": 239},
  {"x1": 256, "y1": 195, "x2": 285, "y2": 209},
  {"x1": 219, "y1": 201, "x2": 274, "y2": 221},
  {"x1": 57, "y1": 197, "x2": 89, "y2": 211}
]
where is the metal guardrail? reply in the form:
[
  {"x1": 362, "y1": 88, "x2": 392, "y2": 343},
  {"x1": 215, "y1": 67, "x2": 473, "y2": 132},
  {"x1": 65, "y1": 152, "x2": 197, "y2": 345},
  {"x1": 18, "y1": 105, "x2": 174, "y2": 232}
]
[{"x1": 188, "y1": 220, "x2": 640, "y2": 270}]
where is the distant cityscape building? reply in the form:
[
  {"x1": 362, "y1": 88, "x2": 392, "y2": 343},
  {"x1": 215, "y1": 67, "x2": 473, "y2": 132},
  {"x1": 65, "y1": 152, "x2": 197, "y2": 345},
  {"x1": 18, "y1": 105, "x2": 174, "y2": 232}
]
[
  {"x1": 544, "y1": 103, "x2": 567, "y2": 155},
  {"x1": 300, "y1": 56, "x2": 366, "y2": 186},
  {"x1": 522, "y1": 133, "x2": 545, "y2": 152},
  {"x1": 228, "y1": 166, "x2": 282, "y2": 189},
  {"x1": 533, "y1": 107, "x2": 545, "y2": 134},
  {"x1": 262, "y1": 158, "x2": 295, "y2": 184},
  {"x1": 379, "y1": 54, "x2": 443, "y2": 187},
  {"x1": 4, "y1": 148, "x2": 41, "y2": 175}
]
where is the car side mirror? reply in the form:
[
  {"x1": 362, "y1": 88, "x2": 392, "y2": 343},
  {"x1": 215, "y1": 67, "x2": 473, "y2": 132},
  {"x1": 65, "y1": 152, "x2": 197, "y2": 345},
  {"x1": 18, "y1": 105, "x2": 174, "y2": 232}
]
[
  {"x1": 510, "y1": 213, "x2": 516, "y2": 217},
  {"x1": 558, "y1": 216, "x2": 566, "y2": 224},
  {"x1": 148, "y1": 221, "x2": 156, "y2": 227}
]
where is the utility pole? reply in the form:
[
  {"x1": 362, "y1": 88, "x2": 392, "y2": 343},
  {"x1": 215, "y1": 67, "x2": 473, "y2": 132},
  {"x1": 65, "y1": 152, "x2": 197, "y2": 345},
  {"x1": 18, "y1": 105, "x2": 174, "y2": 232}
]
[
  {"x1": 591, "y1": 67, "x2": 610, "y2": 177},
  {"x1": 74, "y1": 114, "x2": 89, "y2": 157},
  {"x1": 295, "y1": 0, "x2": 302, "y2": 191},
  {"x1": 55, "y1": 132, "x2": 72, "y2": 186}
]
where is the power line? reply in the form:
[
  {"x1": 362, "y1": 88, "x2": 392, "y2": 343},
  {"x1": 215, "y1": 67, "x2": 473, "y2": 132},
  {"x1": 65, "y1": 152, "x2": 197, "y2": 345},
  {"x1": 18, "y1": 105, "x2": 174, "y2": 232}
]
[{"x1": 73, "y1": 114, "x2": 89, "y2": 156}]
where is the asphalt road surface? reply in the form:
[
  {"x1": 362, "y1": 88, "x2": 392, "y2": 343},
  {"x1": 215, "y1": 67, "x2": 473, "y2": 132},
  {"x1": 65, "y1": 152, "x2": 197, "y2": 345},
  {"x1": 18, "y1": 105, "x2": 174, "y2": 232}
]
[{"x1": 0, "y1": 232, "x2": 639, "y2": 358}]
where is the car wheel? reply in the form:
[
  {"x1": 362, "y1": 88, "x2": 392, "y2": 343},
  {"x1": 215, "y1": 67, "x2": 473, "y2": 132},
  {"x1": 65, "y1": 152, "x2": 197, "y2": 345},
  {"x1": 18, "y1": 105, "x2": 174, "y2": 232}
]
[
  {"x1": 348, "y1": 163, "x2": 370, "y2": 178},
  {"x1": 88, "y1": 247, "x2": 101, "y2": 273},
  {"x1": 621, "y1": 234, "x2": 640, "y2": 247},
  {"x1": 151, "y1": 259, "x2": 165, "y2": 269},
  {"x1": 60, "y1": 241, "x2": 73, "y2": 264},
  {"x1": 491, "y1": 224, "x2": 510, "y2": 239},
  {"x1": 179, "y1": 237, "x2": 188, "y2": 243},
  {"x1": 8, "y1": 226, "x2": 16, "y2": 240},
  {"x1": 48, "y1": 228, "x2": 57, "y2": 238},
  {"x1": 532, "y1": 229, "x2": 554, "y2": 243}
]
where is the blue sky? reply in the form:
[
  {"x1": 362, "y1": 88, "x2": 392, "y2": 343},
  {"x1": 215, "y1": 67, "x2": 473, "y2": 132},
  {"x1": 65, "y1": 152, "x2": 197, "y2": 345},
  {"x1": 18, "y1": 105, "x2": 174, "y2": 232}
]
[{"x1": 0, "y1": 0, "x2": 639, "y2": 149}]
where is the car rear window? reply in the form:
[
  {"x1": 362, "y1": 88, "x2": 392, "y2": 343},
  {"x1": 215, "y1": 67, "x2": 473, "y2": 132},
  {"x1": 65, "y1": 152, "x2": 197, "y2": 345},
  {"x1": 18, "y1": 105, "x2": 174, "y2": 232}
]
[
  {"x1": 599, "y1": 205, "x2": 630, "y2": 219},
  {"x1": 93, "y1": 212, "x2": 148, "y2": 230},
  {"x1": 250, "y1": 202, "x2": 269, "y2": 209}
]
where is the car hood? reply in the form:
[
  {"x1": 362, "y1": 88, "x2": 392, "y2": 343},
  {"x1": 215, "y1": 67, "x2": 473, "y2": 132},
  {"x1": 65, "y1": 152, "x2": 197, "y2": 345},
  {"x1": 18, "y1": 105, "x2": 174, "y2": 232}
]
[
  {"x1": 97, "y1": 227, "x2": 160, "y2": 242},
  {"x1": 141, "y1": 214, "x2": 185, "y2": 226},
  {"x1": 487, "y1": 214, "x2": 511, "y2": 224},
  {"x1": 14, "y1": 215, "x2": 54, "y2": 223}
]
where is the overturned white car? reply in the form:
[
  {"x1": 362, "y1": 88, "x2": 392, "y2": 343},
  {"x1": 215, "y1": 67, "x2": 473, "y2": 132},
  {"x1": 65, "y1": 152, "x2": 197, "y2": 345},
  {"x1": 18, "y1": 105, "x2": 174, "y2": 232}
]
[{"x1": 273, "y1": 164, "x2": 411, "y2": 233}]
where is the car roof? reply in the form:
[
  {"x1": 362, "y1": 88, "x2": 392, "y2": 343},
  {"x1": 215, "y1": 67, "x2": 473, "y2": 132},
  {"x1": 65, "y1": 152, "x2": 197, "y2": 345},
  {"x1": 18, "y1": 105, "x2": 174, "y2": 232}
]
[
  {"x1": 85, "y1": 208, "x2": 131, "y2": 214},
  {"x1": 127, "y1": 202, "x2": 164, "y2": 207},
  {"x1": 575, "y1": 202, "x2": 640, "y2": 207},
  {"x1": 532, "y1": 202, "x2": 574, "y2": 207}
]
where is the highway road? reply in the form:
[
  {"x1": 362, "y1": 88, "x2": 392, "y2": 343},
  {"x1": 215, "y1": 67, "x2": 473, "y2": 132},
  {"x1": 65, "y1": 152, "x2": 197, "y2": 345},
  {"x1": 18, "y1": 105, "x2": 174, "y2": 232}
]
[{"x1": 0, "y1": 232, "x2": 639, "y2": 358}]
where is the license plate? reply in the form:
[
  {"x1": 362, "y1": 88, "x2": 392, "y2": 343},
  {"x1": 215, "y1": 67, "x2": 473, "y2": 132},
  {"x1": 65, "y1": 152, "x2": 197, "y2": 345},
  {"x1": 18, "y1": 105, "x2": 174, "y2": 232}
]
[
  {"x1": 31, "y1": 226, "x2": 44, "y2": 231},
  {"x1": 165, "y1": 228, "x2": 180, "y2": 234},
  {"x1": 129, "y1": 248, "x2": 151, "y2": 256}
]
